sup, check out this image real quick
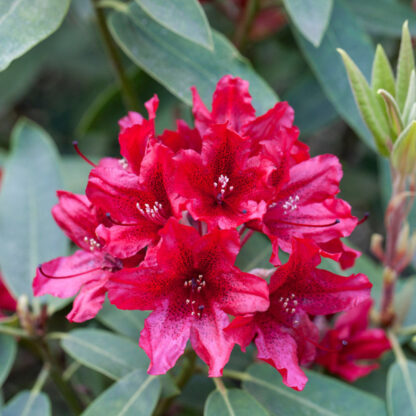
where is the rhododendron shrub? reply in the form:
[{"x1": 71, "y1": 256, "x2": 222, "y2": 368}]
[{"x1": 2, "y1": 2, "x2": 415, "y2": 414}]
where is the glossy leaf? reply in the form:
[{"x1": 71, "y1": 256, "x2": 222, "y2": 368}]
[
  {"x1": 60, "y1": 329, "x2": 149, "y2": 380},
  {"x1": 387, "y1": 360, "x2": 416, "y2": 416},
  {"x1": 2, "y1": 391, "x2": 51, "y2": 416},
  {"x1": 0, "y1": 334, "x2": 16, "y2": 387},
  {"x1": 0, "y1": 0, "x2": 70, "y2": 71},
  {"x1": 293, "y1": 0, "x2": 375, "y2": 149},
  {"x1": 204, "y1": 388, "x2": 268, "y2": 416},
  {"x1": 0, "y1": 119, "x2": 68, "y2": 304},
  {"x1": 96, "y1": 299, "x2": 148, "y2": 340},
  {"x1": 135, "y1": 0, "x2": 213, "y2": 50},
  {"x1": 282, "y1": 0, "x2": 333, "y2": 47},
  {"x1": 396, "y1": 21, "x2": 415, "y2": 112},
  {"x1": 82, "y1": 369, "x2": 161, "y2": 416},
  {"x1": 348, "y1": 0, "x2": 416, "y2": 38},
  {"x1": 108, "y1": 2, "x2": 278, "y2": 115},
  {"x1": 243, "y1": 363, "x2": 387, "y2": 416},
  {"x1": 338, "y1": 48, "x2": 390, "y2": 155}
]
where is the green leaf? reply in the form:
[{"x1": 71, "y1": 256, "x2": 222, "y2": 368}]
[
  {"x1": 282, "y1": 0, "x2": 333, "y2": 47},
  {"x1": 243, "y1": 363, "x2": 387, "y2": 416},
  {"x1": 96, "y1": 299, "x2": 148, "y2": 340},
  {"x1": 0, "y1": 334, "x2": 16, "y2": 387},
  {"x1": 392, "y1": 120, "x2": 416, "y2": 174},
  {"x1": 396, "y1": 21, "x2": 416, "y2": 112},
  {"x1": 403, "y1": 70, "x2": 416, "y2": 126},
  {"x1": 372, "y1": 45, "x2": 395, "y2": 99},
  {"x1": 108, "y1": 2, "x2": 278, "y2": 115},
  {"x1": 348, "y1": 0, "x2": 416, "y2": 38},
  {"x1": 60, "y1": 329, "x2": 149, "y2": 380},
  {"x1": 282, "y1": 73, "x2": 339, "y2": 134},
  {"x1": 236, "y1": 233, "x2": 272, "y2": 272},
  {"x1": 292, "y1": 0, "x2": 375, "y2": 150},
  {"x1": 338, "y1": 48, "x2": 390, "y2": 155},
  {"x1": 387, "y1": 360, "x2": 416, "y2": 416},
  {"x1": 2, "y1": 391, "x2": 51, "y2": 416},
  {"x1": 82, "y1": 369, "x2": 160, "y2": 416},
  {"x1": 377, "y1": 89, "x2": 403, "y2": 138},
  {"x1": 0, "y1": 0, "x2": 71, "y2": 71},
  {"x1": 0, "y1": 119, "x2": 68, "y2": 305},
  {"x1": 204, "y1": 388, "x2": 268, "y2": 416},
  {"x1": 135, "y1": 0, "x2": 213, "y2": 50}
]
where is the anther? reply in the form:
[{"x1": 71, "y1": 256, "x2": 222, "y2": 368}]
[{"x1": 186, "y1": 299, "x2": 190, "y2": 304}]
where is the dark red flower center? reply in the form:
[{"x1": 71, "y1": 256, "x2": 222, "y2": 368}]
[
  {"x1": 136, "y1": 200, "x2": 169, "y2": 225},
  {"x1": 213, "y1": 174, "x2": 234, "y2": 205},
  {"x1": 183, "y1": 273, "x2": 207, "y2": 318}
]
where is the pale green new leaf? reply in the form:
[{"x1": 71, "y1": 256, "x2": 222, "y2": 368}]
[
  {"x1": 135, "y1": 0, "x2": 213, "y2": 50},
  {"x1": 243, "y1": 363, "x2": 387, "y2": 416},
  {"x1": 378, "y1": 89, "x2": 403, "y2": 138},
  {"x1": 0, "y1": 0, "x2": 71, "y2": 71},
  {"x1": 338, "y1": 49, "x2": 390, "y2": 155},
  {"x1": 387, "y1": 360, "x2": 416, "y2": 416},
  {"x1": 396, "y1": 21, "x2": 415, "y2": 112},
  {"x1": 392, "y1": 121, "x2": 416, "y2": 175},
  {"x1": 372, "y1": 45, "x2": 395, "y2": 99},
  {"x1": 403, "y1": 71, "x2": 416, "y2": 126},
  {"x1": 2, "y1": 391, "x2": 51, "y2": 416},
  {"x1": 82, "y1": 369, "x2": 160, "y2": 416},
  {"x1": 204, "y1": 388, "x2": 269, "y2": 416},
  {"x1": 282, "y1": 0, "x2": 333, "y2": 47}
]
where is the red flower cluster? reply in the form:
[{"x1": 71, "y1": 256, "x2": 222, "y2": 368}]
[
  {"x1": 0, "y1": 275, "x2": 16, "y2": 319},
  {"x1": 34, "y1": 76, "x2": 383, "y2": 390}
]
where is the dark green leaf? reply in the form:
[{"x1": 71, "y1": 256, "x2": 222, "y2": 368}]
[
  {"x1": 0, "y1": 334, "x2": 16, "y2": 387},
  {"x1": 60, "y1": 329, "x2": 149, "y2": 380},
  {"x1": 243, "y1": 363, "x2": 387, "y2": 416},
  {"x1": 82, "y1": 369, "x2": 160, "y2": 416},
  {"x1": 96, "y1": 299, "x2": 148, "y2": 340},
  {"x1": 204, "y1": 388, "x2": 268, "y2": 416},
  {"x1": 236, "y1": 233, "x2": 272, "y2": 272},
  {"x1": 108, "y1": 2, "x2": 278, "y2": 115},
  {"x1": 0, "y1": 0, "x2": 71, "y2": 71},
  {"x1": 3, "y1": 391, "x2": 51, "y2": 416},
  {"x1": 293, "y1": 0, "x2": 375, "y2": 149},
  {"x1": 135, "y1": 0, "x2": 213, "y2": 50},
  {"x1": 348, "y1": 0, "x2": 416, "y2": 38},
  {"x1": 0, "y1": 119, "x2": 68, "y2": 305},
  {"x1": 387, "y1": 360, "x2": 416, "y2": 416},
  {"x1": 282, "y1": 0, "x2": 333, "y2": 47}
]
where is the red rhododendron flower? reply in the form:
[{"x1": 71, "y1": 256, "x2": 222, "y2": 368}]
[
  {"x1": 317, "y1": 299, "x2": 391, "y2": 381},
  {"x1": 174, "y1": 123, "x2": 273, "y2": 230},
  {"x1": 159, "y1": 119, "x2": 202, "y2": 154},
  {"x1": 87, "y1": 142, "x2": 178, "y2": 258},
  {"x1": 33, "y1": 191, "x2": 141, "y2": 322},
  {"x1": 118, "y1": 95, "x2": 159, "y2": 175},
  {"x1": 108, "y1": 219, "x2": 269, "y2": 376},
  {"x1": 226, "y1": 238, "x2": 372, "y2": 391},
  {"x1": 258, "y1": 154, "x2": 358, "y2": 267},
  {"x1": 0, "y1": 275, "x2": 16, "y2": 319}
]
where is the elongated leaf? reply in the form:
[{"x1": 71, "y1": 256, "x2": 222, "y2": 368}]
[
  {"x1": 348, "y1": 0, "x2": 416, "y2": 38},
  {"x1": 96, "y1": 300, "x2": 148, "y2": 340},
  {"x1": 3, "y1": 391, "x2": 51, "y2": 416},
  {"x1": 236, "y1": 233, "x2": 272, "y2": 272},
  {"x1": 243, "y1": 363, "x2": 387, "y2": 416},
  {"x1": 0, "y1": 335, "x2": 16, "y2": 387},
  {"x1": 372, "y1": 45, "x2": 395, "y2": 98},
  {"x1": 0, "y1": 0, "x2": 70, "y2": 71},
  {"x1": 338, "y1": 49, "x2": 390, "y2": 154},
  {"x1": 0, "y1": 119, "x2": 68, "y2": 304},
  {"x1": 387, "y1": 360, "x2": 416, "y2": 416},
  {"x1": 135, "y1": 0, "x2": 213, "y2": 50},
  {"x1": 293, "y1": 0, "x2": 375, "y2": 149},
  {"x1": 82, "y1": 369, "x2": 160, "y2": 416},
  {"x1": 108, "y1": 2, "x2": 277, "y2": 115},
  {"x1": 283, "y1": 73, "x2": 339, "y2": 134},
  {"x1": 61, "y1": 329, "x2": 149, "y2": 380},
  {"x1": 396, "y1": 21, "x2": 415, "y2": 112},
  {"x1": 392, "y1": 121, "x2": 416, "y2": 174},
  {"x1": 205, "y1": 388, "x2": 268, "y2": 416},
  {"x1": 282, "y1": 0, "x2": 333, "y2": 47}
]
